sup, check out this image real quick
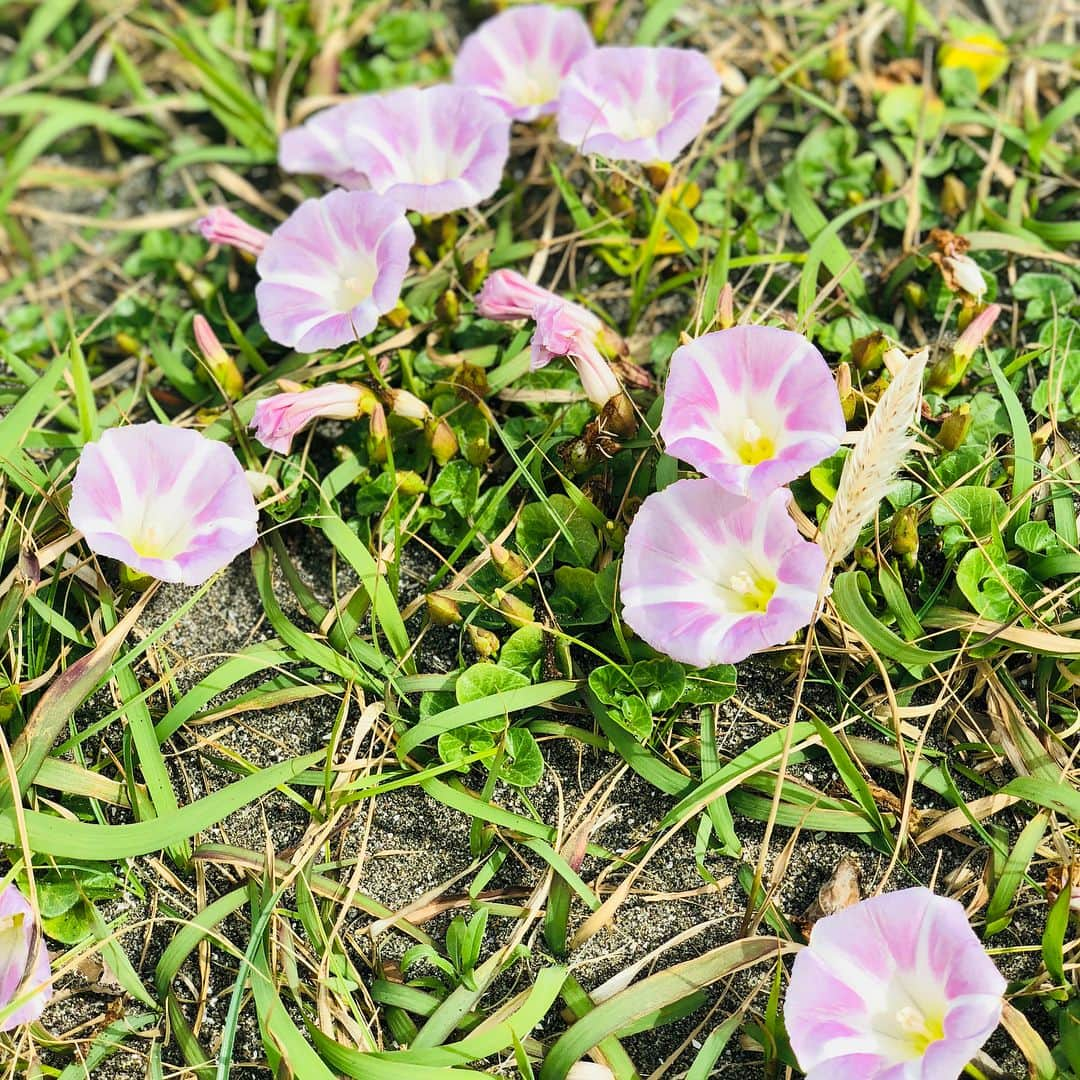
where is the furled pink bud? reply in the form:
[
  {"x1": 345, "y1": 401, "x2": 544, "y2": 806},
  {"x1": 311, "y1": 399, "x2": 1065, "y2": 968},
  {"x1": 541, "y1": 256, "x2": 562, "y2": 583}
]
[
  {"x1": 196, "y1": 207, "x2": 270, "y2": 257},
  {"x1": 926, "y1": 303, "x2": 1002, "y2": 394},
  {"x1": 193, "y1": 315, "x2": 244, "y2": 399},
  {"x1": 475, "y1": 268, "x2": 556, "y2": 320},
  {"x1": 250, "y1": 384, "x2": 370, "y2": 454}
]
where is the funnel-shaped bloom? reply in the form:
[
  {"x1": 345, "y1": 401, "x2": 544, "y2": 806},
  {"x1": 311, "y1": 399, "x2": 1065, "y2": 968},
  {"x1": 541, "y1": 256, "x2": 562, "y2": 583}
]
[
  {"x1": 620, "y1": 480, "x2": 824, "y2": 667},
  {"x1": 255, "y1": 189, "x2": 413, "y2": 352},
  {"x1": 454, "y1": 4, "x2": 595, "y2": 121},
  {"x1": 785, "y1": 887, "x2": 1005, "y2": 1080},
  {"x1": 0, "y1": 885, "x2": 51, "y2": 1032},
  {"x1": 279, "y1": 101, "x2": 371, "y2": 189},
  {"x1": 286, "y1": 86, "x2": 510, "y2": 215},
  {"x1": 69, "y1": 423, "x2": 258, "y2": 586},
  {"x1": 251, "y1": 383, "x2": 373, "y2": 454},
  {"x1": 558, "y1": 46, "x2": 721, "y2": 162},
  {"x1": 660, "y1": 327, "x2": 845, "y2": 499}
]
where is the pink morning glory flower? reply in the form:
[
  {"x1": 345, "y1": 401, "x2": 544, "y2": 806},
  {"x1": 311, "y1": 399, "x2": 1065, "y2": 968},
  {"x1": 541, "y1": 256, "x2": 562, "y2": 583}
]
[
  {"x1": 453, "y1": 4, "x2": 595, "y2": 121},
  {"x1": 279, "y1": 101, "x2": 371, "y2": 190},
  {"x1": 280, "y1": 86, "x2": 510, "y2": 215},
  {"x1": 69, "y1": 423, "x2": 259, "y2": 586},
  {"x1": 619, "y1": 480, "x2": 824, "y2": 667},
  {"x1": 785, "y1": 887, "x2": 1006, "y2": 1080},
  {"x1": 0, "y1": 884, "x2": 52, "y2": 1032},
  {"x1": 558, "y1": 46, "x2": 721, "y2": 162},
  {"x1": 251, "y1": 383, "x2": 374, "y2": 454},
  {"x1": 254, "y1": 189, "x2": 413, "y2": 353},
  {"x1": 660, "y1": 326, "x2": 845, "y2": 499}
]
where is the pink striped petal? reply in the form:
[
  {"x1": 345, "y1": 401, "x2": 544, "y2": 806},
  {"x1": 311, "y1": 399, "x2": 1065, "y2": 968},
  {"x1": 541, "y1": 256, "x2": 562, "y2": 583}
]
[
  {"x1": 454, "y1": 4, "x2": 595, "y2": 121},
  {"x1": 558, "y1": 46, "x2": 721, "y2": 162},
  {"x1": 660, "y1": 326, "x2": 845, "y2": 498},
  {"x1": 619, "y1": 481, "x2": 823, "y2": 667},
  {"x1": 0, "y1": 885, "x2": 51, "y2": 1031},
  {"x1": 785, "y1": 888, "x2": 1005, "y2": 1079},
  {"x1": 255, "y1": 189, "x2": 413, "y2": 352},
  {"x1": 69, "y1": 423, "x2": 258, "y2": 586}
]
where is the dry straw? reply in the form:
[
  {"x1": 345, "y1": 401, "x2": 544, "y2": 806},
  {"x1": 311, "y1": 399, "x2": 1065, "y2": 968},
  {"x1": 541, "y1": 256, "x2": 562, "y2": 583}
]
[{"x1": 820, "y1": 347, "x2": 929, "y2": 567}]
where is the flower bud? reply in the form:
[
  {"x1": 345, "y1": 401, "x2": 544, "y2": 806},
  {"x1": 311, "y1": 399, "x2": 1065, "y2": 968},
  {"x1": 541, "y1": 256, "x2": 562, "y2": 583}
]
[
  {"x1": 426, "y1": 591, "x2": 462, "y2": 626},
  {"x1": 461, "y1": 249, "x2": 489, "y2": 293},
  {"x1": 600, "y1": 392, "x2": 637, "y2": 438},
  {"x1": 494, "y1": 588, "x2": 535, "y2": 628},
  {"x1": 196, "y1": 206, "x2": 269, "y2": 257},
  {"x1": 937, "y1": 404, "x2": 973, "y2": 451},
  {"x1": 850, "y1": 330, "x2": 889, "y2": 373},
  {"x1": 941, "y1": 174, "x2": 968, "y2": 218},
  {"x1": 467, "y1": 624, "x2": 500, "y2": 659},
  {"x1": 452, "y1": 362, "x2": 489, "y2": 401},
  {"x1": 491, "y1": 543, "x2": 529, "y2": 586},
  {"x1": 425, "y1": 417, "x2": 459, "y2": 465},
  {"x1": 836, "y1": 362, "x2": 856, "y2": 422},
  {"x1": 889, "y1": 506, "x2": 919, "y2": 568},
  {"x1": 0, "y1": 680, "x2": 20, "y2": 725},
  {"x1": 435, "y1": 289, "x2": 460, "y2": 327},
  {"x1": 644, "y1": 162, "x2": 672, "y2": 190},
  {"x1": 368, "y1": 403, "x2": 389, "y2": 462},
  {"x1": 174, "y1": 261, "x2": 215, "y2": 303},
  {"x1": 115, "y1": 332, "x2": 141, "y2": 356},
  {"x1": 823, "y1": 37, "x2": 852, "y2": 82},
  {"x1": 383, "y1": 301, "x2": 411, "y2": 329},
  {"x1": 903, "y1": 281, "x2": 927, "y2": 311},
  {"x1": 717, "y1": 282, "x2": 735, "y2": 330},
  {"x1": 193, "y1": 315, "x2": 244, "y2": 399},
  {"x1": 386, "y1": 388, "x2": 431, "y2": 422},
  {"x1": 854, "y1": 546, "x2": 877, "y2": 570},
  {"x1": 926, "y1": 303, "x2": 1001, "y2": 394},
  {"x1": 603, "y1": 519, "x2": 626, "y2": 551}
]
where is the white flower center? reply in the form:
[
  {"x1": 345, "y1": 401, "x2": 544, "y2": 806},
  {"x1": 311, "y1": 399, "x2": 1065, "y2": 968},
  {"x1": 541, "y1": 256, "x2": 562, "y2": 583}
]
[
  {"x1": 721, "y1": 567, "x2": 776, "y2": 613},
  {"x1": 879, "y1": 1002, "x2": 946, "y2": 1061},
  {"x1": 735, "y1": 417, "x2": 776, "y2": 465},
  {"x1": 129, "y1": 518, "x2": 194, "y2": 561},
  {"x1": 336, "y1": 262, "x2": 378, "y2": 312}
]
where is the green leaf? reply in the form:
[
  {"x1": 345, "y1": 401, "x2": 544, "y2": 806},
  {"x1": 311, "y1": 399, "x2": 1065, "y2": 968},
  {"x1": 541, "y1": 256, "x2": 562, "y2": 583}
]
[
  {"x1": 516, "y1": 495, "x2": 599, "y2": 572},
  {"x1": 455, "y1": 663, "x2": 530, "y2": 705},
  {"x1": 502, "y1": 729, "x2": 544, "y2": 788}
]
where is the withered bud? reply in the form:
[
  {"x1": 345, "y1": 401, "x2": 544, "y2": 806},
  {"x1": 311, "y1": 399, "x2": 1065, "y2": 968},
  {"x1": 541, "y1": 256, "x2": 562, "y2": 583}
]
[
  {"x1": 467, "y1": 624, "x2": 500, "y2": 659},
  {"x1": 435, "y1": 289, "x2": 460, "y2": 327},
  {"x1": 461, "y1": 249, "x2": 489, "y2": 293},
  {"x1": 644, "y1": 162, "x2": 672, "y2": 190},
  {"x1": 383, "y1": 301, "x2": 411, "y2": 330},
  {"x1": 491, "y1": 543, "x2": 528, "y2": 585},
  {"x1": 600, "y1": 392, "x2": 637, "y2": 439},
  {"x1": 937, "y1": 405, "x2": 973, "y2": 451},
  {"x1": 452, "y1": 362, "x2": 489, "y2": 401},
  {"x1": 941, "y1": 174, "x2": 968, "y2": 218},
  {"x1": 850, "y1": 330, "x2": 889, "y2": 373},
  {"x1": 890, "y1": 506, "x2": 920, "y2": 566},
  {"x1": 425, "y1": 417, "x2": 459, "y2": 465},
  {"x1": 426, "y1": 591, "x2": 462, "y2": 626},
  {"x1": 494, "y1": 588, "x2": 535, "y2": 628},
  {"x1": 836, "y1": 361, "x2": 856, "y2": 422}
]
